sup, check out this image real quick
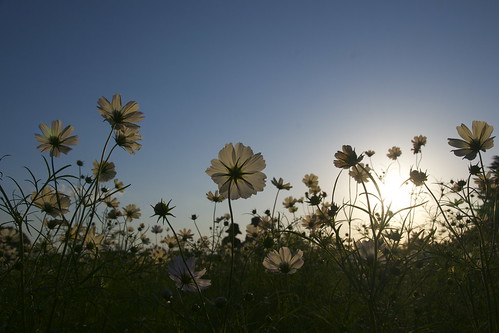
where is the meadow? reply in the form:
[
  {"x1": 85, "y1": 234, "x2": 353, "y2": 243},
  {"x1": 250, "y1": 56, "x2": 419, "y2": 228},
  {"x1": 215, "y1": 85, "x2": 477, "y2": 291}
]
[{"x1": 0, "y1": 94, "x2": 497, "y2": 332}]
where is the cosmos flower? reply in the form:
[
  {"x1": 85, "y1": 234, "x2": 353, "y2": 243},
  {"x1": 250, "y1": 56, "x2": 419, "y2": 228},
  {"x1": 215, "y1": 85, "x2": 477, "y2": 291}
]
[
  {"x1": 32, "y1": 187, "x2": 71, "y2": 217},
  {"x1": 206, "y1": 143, "x2": 266, "y2": 200},
  {"x1": 97, "y1": 94, "x2": 144, "y2": 130},
  {"x1": 271, "y1": 177, "x2": 292, "y2": 190},
  {"x1": 365, "y1": 150, "x2": 375, "y2": 157},
  {"x1": 349, "y1": 163, "x2": 371, "y2": 183},
  {"x1": 206, "y1": 190, "x2": 225, "y2": 203},
  {"x1": 448, "y1": 121, "x2": 494, "y2": 160},
  {"x1": 123, "y1": 204, "x2": 141, "y2": 222},
  {"x1": 411, "y1": 135, "x2": 427, "y2": 154},
  {"x1": 168, "y1": 256, "x2": 211, "y2": 292},
  {"x1": 151, "y1": 199, "x2": 176, "y2": 221},
  {"x1": 178, "y1": 228, "x2": 194, "y2": 242},
  {"x1": 114, "y1": 127, "x2": 142, "y2": 154},
  {"x1": 387, "y1": 146, "x2": 402, "y2": 160},
  {"x1": 35, "y1": 120, "x2": 78, "y2": 157},
  {"x1": 334, "y1": 145, "x2": 363, "y2": 169},
  {"x1": 246, "y1": 224, "x2": 262, "y2": 239},
  {"x1": 302, "y1": 174, "x2": 319, "y2": 188},
  {"x1": 263, "y1": 247, "x2": 304, "y2": 274},
  {"x1": 301, "y1": 214, "x2": 323, "y2": 230},
  {"x1": 92, "y1": 160, "x2": 117, "y2": 182},
  {"x1": 409, "y1": 169, "x2": 428, "y2": 186},
  {"x1": 103, "y1": 196, "x2": 120, "y2": 208}
]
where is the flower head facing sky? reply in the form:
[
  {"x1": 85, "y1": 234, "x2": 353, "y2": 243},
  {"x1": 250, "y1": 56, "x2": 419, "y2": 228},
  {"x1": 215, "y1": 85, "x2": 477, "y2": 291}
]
[
  {"x1": 97, "y1": 94, "x2": 144, "y2": 131},
  {"x1": 206, "y1": 143, "x2": 266, "y2": 200},
  {"x1": 271, "y1": 177, "x2": 292, "y2": 190},
  {"x1": 263, "y1": 247, "x2": 304, "y2": 274},
  {"x1": 334, "y1": 145, "x2": 363, "y2": 169},
  {"x1": 448, "y1": 121, "x2": 494, "y2": 160},
  {"x1": 35, "y1": 120, "x2": 78, "y2": 157},
  {"x1": 32, "y1": 187, "x2": 71, "y2": 217},
  {"x1": 168, "y1": 256, "x2": 211, "y2": 292},
  {"x1": 349, "y1": 163, "x2": 371, "y2": 183}
]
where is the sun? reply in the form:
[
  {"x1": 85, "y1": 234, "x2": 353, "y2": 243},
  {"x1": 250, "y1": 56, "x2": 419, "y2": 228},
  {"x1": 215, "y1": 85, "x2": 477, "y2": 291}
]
[{"x1": 378, "y1": 172, "x2": 413, "y2": 211}]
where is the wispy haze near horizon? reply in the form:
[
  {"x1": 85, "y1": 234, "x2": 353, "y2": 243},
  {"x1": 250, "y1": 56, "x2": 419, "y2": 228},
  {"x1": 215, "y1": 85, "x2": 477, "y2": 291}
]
[{"x1": 1, "y1": 1, "x2": 498, "y2": 235}]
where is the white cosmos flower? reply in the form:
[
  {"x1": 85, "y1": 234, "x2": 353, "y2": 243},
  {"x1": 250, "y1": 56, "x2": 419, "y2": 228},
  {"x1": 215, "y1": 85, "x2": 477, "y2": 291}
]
[
  {"x1": 263, "y1": 247, "x2": 304, "y2": 274},
  {"x1": 168, "y1": 256, "x2": 211, "y2": 292},
  {"x1": 206, "y1": 143, "x2": 266, "y2": 200}
]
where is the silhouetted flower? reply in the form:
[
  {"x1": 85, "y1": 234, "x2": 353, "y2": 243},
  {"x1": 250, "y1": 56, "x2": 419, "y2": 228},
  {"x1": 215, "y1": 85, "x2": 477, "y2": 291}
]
[
  {"x1": 32, "y1": 187, "x2": 71, "y2": 217},
  {"x1": 448, "y1": 121, "x2": 494, "y2": 160},
  {"x1": 92, "y1": 160, "x2": 116, "y2": 182},
  {"x1": 263, "y1": 247, "x2": 304, "y2": 274},
  {"x1": 365, "y1": 150, "x2": 375, "y2": 157},
  {"x1": 409, "y1": 169, "x2": 428, "y2": 186},
  {"x1": 411, "y1": 135, "x2": 427, "y2": 154},
  {"x1": 123, "y1": 204, "x2": 141, "y2": 222},
  {"x1": 114, "y1": 127, "x2": 142, "y2": 154},
  {"x1": 206, "y1": 190, "x2": 225, "y2": 203},
  {"x1": 97, "y1": 94, "x2": 144, "y2": 130},
  {"x1": 168, "y1": 256, "x2": 211, "y2": 292},
  {"x1": 271, "y1": 177, "x2": 292, "y2": 190},
  {"x1": 334, "y1": 145, "x2": 363, "y2": 169},
  {"x1": 206, "y1": 143, "x2": 266, "y2": 200},
  {"x1": 152, "y1": 199, "x2": 176, "y2": 221},
  {"x1": 349, "y1": 163, "x2": 371, "y2": 183},
  {"x1": 387, "y1": 146, "x2": 402, "y2": 160},
  {"x1": 35, "y1": 120, "x2": 78, "y2": 157}
]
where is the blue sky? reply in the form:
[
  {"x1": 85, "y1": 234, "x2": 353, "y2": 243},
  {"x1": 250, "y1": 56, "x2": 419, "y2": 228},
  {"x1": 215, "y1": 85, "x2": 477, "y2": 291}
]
[{"x1": 1, "y1": 1, "x2": 498, "y2": 236}]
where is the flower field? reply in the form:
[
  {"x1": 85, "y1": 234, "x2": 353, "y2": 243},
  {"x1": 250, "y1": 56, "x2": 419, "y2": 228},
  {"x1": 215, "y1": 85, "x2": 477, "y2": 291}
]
[{"x1": 0, "y1": 95, "x2": 497, "y2": 332}]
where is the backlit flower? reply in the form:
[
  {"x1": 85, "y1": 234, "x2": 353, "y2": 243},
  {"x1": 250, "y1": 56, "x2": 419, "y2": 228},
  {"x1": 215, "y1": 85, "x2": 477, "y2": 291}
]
[
  {"x1": 35, "y1": 120, "x2": 78, "y2": 157},
  {"x1": 114, "y1": 127, "x2": 142, "y2": 154},
  {"x1": 32, "y1": 187, "x2": 71, "y2": 217},
  {"x1": 448, "y1": 121, "x2": 494, "y2": 160},
  {"x1": 92, "y1": 160, "x2": 117, "y2": 182},
  {"x1": 334, "y1": 145, "x2": 363, "y2": 169},
  {"x1": 206, "y1": 190, "x2": 225, "y2": 203},
  {"x1": 409, "y1": 169, "x2": 428, "y2": 186},
  {"x1": 302, "y1": 174, "x2": 319, "y2": 188},
  {"x1": 387, "y1": 146, "x2": 402, "y2": 160},
  {"x1": 365, "y1": 150, "x2": 375, "y2": 157},
  {"x1": 123, "y1": 204, "x2": 141, "y2": 222},
  {"x1": 97, "y1": 94, "x2": 144, "y2": 130},
  {"x1": 411, "y1": 135, "x2": 427, "y2": 154},
  {"x1": 263, "y1": 247, "x2": 304, "y2": 274},
  {"x1": 151, "y1": 199, "x2": 176, "y2": 221},
  {"x1": 271, "y1": 177, "x2": 292, "y2": 190},
  {"x1": 178, "y1": 228, "x2": 194, "y2": 241},
  {"x1": 168, "y1": 256, "x2": 211, "y2": 292},
  {"x1": 206, "y1": 143, "x2": 266, "y2": 200},
  {"x1": 349, "y1": 163, "x2": 371, "y2": 183}
]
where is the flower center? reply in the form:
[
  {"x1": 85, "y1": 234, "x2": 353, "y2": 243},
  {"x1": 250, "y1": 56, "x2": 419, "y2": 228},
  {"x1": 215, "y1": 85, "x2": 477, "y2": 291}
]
[{"x1": 278, "y1": 262, "x2": 291, "y2": 274}]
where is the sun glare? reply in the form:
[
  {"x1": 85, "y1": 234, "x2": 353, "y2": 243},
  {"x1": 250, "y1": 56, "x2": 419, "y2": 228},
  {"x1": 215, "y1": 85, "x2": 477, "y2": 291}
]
[{"x1": 379, "y1": 173, "x2": 413, "y2": 211}]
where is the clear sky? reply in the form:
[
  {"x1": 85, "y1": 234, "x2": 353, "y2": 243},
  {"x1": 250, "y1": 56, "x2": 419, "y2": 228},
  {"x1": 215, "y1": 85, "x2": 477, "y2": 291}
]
[{"x1": 1, "y1": 1, "x2": 498, "y2": 236}]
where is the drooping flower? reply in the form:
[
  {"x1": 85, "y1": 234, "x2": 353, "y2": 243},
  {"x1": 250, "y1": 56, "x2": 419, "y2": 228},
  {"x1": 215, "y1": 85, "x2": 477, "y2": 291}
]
[
  {"x1": 32, "y1": 187, "x2": 71, "y2": 217},
  {"x1": 168, "y1": 256, "x2": 211, "y2": 292},
  {"x1": 114, "y1": 127, "x2": 142, "y2": 154},
  {"x1": 123, "y1": 204, "x2": 141, "y2": 222},
  {"x1": 334, "y1": 145, "x2": 363, "y2": 169},
  {"x1": 349, "y1": 163, "x2": 371, "y2": 183},
  {"x1": 387, "y1": 146, "x2": 402, "y2": 160},
  {"x1": 206, "y1": 143, "x2": 266, "y2": 200},
  {"x1": 92, "y1": 160, "x2": 117, "y2": 182},
  {"x1": 271, "y1": 177, "x2": 292, "y2": 190},
  {"x1": 448, "y1": 121, "x2": 494, "y2": 160},
  {"x1": 409, "y1": 169, "x2": 428, "y2": 186},
  {"x1": 35, "y1": 120, "x2": 78, "y2": 157},
  {"x1": 263, "y1": 247, "x2": 304, "y2": 274},
  {"x1": 206, "y1": 190, "x2": 225, "y2": 203},
  {"x1": 97, "y1": 94, "x2": 144, "y2": 130},
  {"x1": 411, "y1": 135, "x2": 427, "y2": 154}
]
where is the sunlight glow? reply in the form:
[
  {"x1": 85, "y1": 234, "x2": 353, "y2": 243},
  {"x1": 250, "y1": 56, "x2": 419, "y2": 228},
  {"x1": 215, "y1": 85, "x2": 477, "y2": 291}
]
[{"x1": 378, "y1": 172, "x2": 413, "y2": 212}]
